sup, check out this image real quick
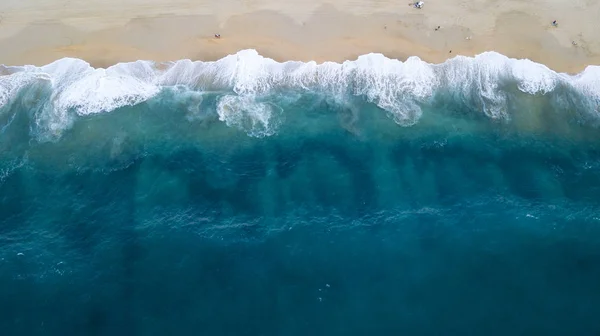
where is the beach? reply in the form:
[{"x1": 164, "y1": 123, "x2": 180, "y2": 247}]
[
  {"x1": 0, "y1": 0, "x2": 599, "y2": 72},
  {"x1": 4, "y1": 1, "x2": 600, "y2": 335}
]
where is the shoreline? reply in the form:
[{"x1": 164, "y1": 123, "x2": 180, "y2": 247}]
[{"x1": 0, "y1": 1, "x2": 599, "y2": 73}]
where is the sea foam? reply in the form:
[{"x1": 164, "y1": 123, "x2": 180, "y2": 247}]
[{"x1": 0, "y1": 49, "x2": 599, "y2": 138}]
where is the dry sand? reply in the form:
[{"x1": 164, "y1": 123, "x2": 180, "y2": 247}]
[{"x1": 0, "y1": 0, "x2": 599, "y2": 72}]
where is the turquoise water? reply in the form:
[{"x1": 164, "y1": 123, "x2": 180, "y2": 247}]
[{"x1": 2, "y1": 51, "x2": 600, "y2": 334}]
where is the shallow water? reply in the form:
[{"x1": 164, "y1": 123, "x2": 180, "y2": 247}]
[{"x1": 1, "y1": 51, "x2": 600, "y2": 334}]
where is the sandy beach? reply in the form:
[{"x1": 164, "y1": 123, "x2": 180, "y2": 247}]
[{"x1": 0, "y1": 0, "x2": 599, "y2": 72}]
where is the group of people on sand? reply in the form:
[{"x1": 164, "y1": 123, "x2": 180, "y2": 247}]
[{"x1": 412, "y1": 1, "x2": 424, "y2": 9}]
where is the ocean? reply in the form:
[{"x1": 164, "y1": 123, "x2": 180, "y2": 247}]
[{"x1": 1, "y1": 50, "x2": 600, "y2": 335}]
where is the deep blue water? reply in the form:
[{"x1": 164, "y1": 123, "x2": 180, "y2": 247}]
[{"x1": 2, "y1": 53, "x2": 600, "y2": 334}]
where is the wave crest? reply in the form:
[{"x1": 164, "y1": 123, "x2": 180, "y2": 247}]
[{"x1": 1, "y1": 49, "x2": 599, "y2": 139}]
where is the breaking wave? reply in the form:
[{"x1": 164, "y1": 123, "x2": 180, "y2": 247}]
[{"x1": 1, "y1": 49, "x2": 599, "y2": 139}]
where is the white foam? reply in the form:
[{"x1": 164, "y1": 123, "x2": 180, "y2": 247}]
[
  {"x1": 571, "y1": 65, "x2": 600, "y2": 108},
  {"x1": 217, "y1": 95, "x2": 283, "y2": 137},
  {"x1": 1, "y1": 49, "x2": 599, "y2": 137},
  {"x1": 351, "y1": 54, "x2": 436, "y2": 125},
  {"x1": 40, "y1": 59, "x2": 160, "y2": 116},
  {"x1": 0, "y1": 71, "x2": 47, "y2": 109},
  {"x1": 55, "y1": 68, "x2": 159, "y2": 116}
]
